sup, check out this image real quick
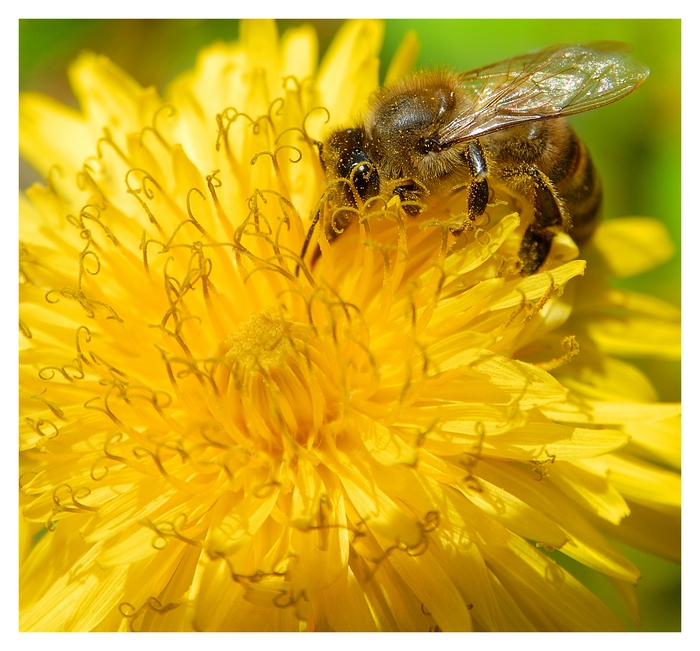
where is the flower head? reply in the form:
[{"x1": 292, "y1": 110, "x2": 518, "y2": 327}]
[{"x1": 19, "y1": 20, "x2": 680, "y2": 632}]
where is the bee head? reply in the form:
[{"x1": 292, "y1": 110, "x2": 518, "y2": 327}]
[{"x1": 364, "y1": 72, "x2": 461, "y2": 183}]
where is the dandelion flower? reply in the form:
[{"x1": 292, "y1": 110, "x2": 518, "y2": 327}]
[{"x1": 19, "y1": 20, "x2": 680, "y2": 632}]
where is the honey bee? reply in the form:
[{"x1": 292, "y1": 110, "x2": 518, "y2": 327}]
[{"x1": 301, "y1": 42, "x2": 649, "y2": 274}]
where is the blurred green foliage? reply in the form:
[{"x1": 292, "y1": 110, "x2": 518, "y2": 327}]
[{"x1": 19, "y1": 19, "x2": 681, "y2": 632}]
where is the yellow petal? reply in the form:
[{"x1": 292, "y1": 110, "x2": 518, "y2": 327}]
[
  {"x1": 387, "y1": 547, "x2": 474, "y2": 631},
  {"x1": 623, "y1": 416, "x2": 681, "y2": 469},
  {"x1": 486, "y1": 260, "x2": 586, "y2": 311},
  {"x1": 384, "y1": 30, "x2": 419, "y2": 85},
  {"x1": 281, "y1": 24, "x2": 318, "y2": 81},
  {"x1": 313, "y1": 568, "x2": 378, "y2": 631},
  {"x1": 339, "y1": 473, "x2": 422, "y2": 549},
  {"x1": 479, "y1": 424, "x2": 629, "y2": 461},
  {"x1": 586, "y1": 316, "x2": 681, "y2": 359},
  {"x1": 548, "y1": 458, "x2": 631, "y2": 524},
  {"x1": 592, "y1": 218, "x2": 674, "y2": 278},
  {"x1": 558, "y1": 356, "x2": 659, "y2": 402},
  {"x1": 604, "y1": 452, "x2": 681, "y2": 508},
  {"x1": 484, "y1": 536, "x2": 623, "y2": 631},
  {"x1": 543, "y1": 400, "x2": 680, "y2": 425},
  {"x1": 599, "y1": 500, "x2": 680, "y2": 563},
  {"x1": 458, "y1": 477, "x2": 569, "y2": 548},
  {"x1": 314, "y1": 20, "x2": 383, "y2": 131},
  {"x1": 19, "y1": 92, "x2": 91, "y2": 183}
]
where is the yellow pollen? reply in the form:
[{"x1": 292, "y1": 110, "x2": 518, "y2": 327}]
[{"x1": 224, "y1": 310, "x2": 291, "y2": 371}]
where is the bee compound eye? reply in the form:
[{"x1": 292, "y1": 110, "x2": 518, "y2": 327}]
[{"x1": 351, "y1": 162, "x2": 380, "y2": 202}]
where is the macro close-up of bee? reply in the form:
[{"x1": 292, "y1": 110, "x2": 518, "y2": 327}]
[
  {"x1": 302, "y1": 42, "x2": 650, "y2": 274},
  {"x1": 17, "y1": 20, "x2": 682, "y2": 633}
]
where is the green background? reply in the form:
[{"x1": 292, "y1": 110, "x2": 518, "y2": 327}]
[{"x1": 19, "y1": 19, "x2": 681, "y2": 632}]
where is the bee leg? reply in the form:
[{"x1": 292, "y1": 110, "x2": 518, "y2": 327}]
[
  {"x1": 519, "y1": 224, "x2": 554, "y2": 274},
  {"x1": 446, "y1": 141, "x2": 490, "y2": 237},
  {"x1": 500, "y1": 163, "x2": 568, "y2": 274},
  {"x1": 521, "y1": 174, "x2": 567, "y2": 273},
  {"x1": 465, "y1": 141, "x2": 490, "y2": 220},
  {"x1": 393, "y1": 181, "x2": 425, "y2": 216},
  {"x1": 448, "y1": 178, "x2": 488, "y2": 238},
  {"x1": 468, "y1": 178, "x2": 489, "y2": 220}
]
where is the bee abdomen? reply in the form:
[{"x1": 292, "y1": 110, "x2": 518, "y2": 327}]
[{"x1": 554, "y1": 135, "x2": 602, "y2": 246}]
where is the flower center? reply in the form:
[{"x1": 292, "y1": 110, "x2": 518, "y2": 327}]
[
  {"x1": 212, "y1": 309, "x2": 340, "y2": 458},
  {"x1": 223, "y1": 310, "x2": 291, "y2": 371}
]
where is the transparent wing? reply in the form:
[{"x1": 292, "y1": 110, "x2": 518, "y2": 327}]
[{"x1": 437, "y1": 42, "x2": 649, "y2": 142}]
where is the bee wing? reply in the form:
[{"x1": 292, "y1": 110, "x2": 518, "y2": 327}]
[{"x1": 438, "y1": 42, "x2": 650, "y2": 142}]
